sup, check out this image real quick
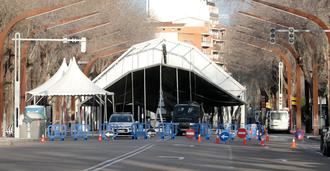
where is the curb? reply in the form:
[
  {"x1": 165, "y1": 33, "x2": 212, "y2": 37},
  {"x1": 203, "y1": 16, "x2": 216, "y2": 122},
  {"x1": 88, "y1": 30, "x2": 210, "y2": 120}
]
[
  {"x1": 305, "y1": 135, "x2": 320, "y2": 141},
  {"x1": 0, "y1": 138, "x2": 38, "y2": 146}
]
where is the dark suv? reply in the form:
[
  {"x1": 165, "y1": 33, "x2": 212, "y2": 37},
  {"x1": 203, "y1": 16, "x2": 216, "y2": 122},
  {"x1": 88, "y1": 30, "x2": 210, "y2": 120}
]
[{"x1": 321, "y1": 127, "x2": 330, "y2": 157}]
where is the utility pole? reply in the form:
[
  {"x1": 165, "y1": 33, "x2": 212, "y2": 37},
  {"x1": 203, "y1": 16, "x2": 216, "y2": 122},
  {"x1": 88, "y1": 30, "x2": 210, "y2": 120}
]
[{"x1": 12, "y1": 33, "x2": 86, "y2": 138}]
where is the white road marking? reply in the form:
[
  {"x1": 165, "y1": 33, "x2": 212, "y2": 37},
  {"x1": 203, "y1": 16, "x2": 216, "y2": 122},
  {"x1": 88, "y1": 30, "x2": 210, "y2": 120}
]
[
  {"x1": 83, "y1": 144, "x2": 153, "y2": 171},
  {"x1": 279, "y1": 159, "x2": 288, "y2": 162},
  {"x1": 173, "y1": 143, "x2": 194, "y2": 148},
  {"x1": 157, "y1": 156, "x2": 184, "y2": 160}
]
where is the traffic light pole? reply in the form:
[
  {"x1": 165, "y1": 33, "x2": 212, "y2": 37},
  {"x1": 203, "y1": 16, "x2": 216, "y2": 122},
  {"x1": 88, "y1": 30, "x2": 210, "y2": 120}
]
[{"x1": 12, "y1": 32, "x2": 86, "y2": 138}]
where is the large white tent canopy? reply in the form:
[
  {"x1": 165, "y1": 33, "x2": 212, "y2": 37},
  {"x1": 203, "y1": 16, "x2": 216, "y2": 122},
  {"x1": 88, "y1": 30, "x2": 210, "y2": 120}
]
[
  {"x1": 28, "y1": 58, "x2": 112, "y2": 97},
  {"x1": 93, "y1": 38, "x2": 246, "y2": 103}
]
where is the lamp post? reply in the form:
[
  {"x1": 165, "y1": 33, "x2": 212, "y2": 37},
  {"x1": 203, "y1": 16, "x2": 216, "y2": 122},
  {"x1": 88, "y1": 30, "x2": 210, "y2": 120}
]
[{"x1": 12, "y1": 32, "x2": 86, "y2": 138}]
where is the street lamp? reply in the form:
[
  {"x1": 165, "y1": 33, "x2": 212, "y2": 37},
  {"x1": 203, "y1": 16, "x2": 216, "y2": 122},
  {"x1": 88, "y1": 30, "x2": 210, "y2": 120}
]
[{"x1": 12, "y1": 32, "x2": 87, "y2": 138}]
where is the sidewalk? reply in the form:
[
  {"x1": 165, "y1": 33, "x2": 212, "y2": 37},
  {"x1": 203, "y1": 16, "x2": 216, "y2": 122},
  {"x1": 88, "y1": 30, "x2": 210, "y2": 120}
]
[
  {"x1": 305, "y1": 134, "x2": 321, "y2": 141},
  {"x1": 0, "y1": 137, "x2": 37, "y2": 146}
]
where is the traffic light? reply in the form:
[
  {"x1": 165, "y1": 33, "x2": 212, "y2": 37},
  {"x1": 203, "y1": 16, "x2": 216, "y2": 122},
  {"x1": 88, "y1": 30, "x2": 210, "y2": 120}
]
[
  {"x1": 69, "y1": 36, "x2": 80, "y2": 44},
  {"x1": 288, "y1": 27, "x2": 295, "y2": 44},
  {"x1": 270, "y1": 28, "x2": 276, "y2": 44}
]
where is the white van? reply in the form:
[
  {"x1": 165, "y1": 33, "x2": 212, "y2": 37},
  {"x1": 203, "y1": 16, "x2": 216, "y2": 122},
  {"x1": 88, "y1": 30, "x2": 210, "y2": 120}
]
[
  {"x1": 267, "y1": 110, "x2": 290, "y2": 132},
  {"x1": 109, "y1": 113, "x2": 134, "y2": 135}
]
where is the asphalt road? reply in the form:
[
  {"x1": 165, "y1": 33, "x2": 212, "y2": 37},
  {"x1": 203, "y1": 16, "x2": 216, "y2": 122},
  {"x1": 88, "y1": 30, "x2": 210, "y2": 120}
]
[{"x1": 0, "y1": 134, "x2": 329, "y2": 171}]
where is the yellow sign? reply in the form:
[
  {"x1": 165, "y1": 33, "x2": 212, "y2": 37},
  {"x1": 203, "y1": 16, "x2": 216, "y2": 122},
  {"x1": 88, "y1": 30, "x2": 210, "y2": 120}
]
[
  {"x1": 291, "y1": 96, "x2": 297, "y2": 101},
  {"x1": 292, "y1": 101, "x2": 297, "y2": 105},
  {"x1": 266, "y1": 102, "x2": 272, "y2": 109}
]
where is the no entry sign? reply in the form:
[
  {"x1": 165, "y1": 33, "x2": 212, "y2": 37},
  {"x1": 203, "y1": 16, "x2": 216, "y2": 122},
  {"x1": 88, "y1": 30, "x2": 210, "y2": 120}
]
[
  {"x1": 185, "y1": 129, "x2": 195, "y2": 139},
  {"x1": 237, "y1": 128, "x2": 247, "y2": 139}
]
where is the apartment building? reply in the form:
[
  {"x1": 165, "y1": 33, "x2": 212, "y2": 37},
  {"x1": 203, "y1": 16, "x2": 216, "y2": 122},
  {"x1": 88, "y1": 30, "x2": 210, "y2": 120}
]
[{"x1": 149, "y1": 0, "x2": 227, "y2": 67}]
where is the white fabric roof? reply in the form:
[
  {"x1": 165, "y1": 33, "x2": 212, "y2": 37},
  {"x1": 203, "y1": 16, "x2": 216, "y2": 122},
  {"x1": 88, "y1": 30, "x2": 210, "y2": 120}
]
[
  {"x1": 28, "y1": 58, "x2": 68, "y2": 96},
  {"x1": 35, "y1": 58, "x2": 110, "y2": 96},
  {"x1": 93, "y1": 38, "x2": 246, "y2": 99}
]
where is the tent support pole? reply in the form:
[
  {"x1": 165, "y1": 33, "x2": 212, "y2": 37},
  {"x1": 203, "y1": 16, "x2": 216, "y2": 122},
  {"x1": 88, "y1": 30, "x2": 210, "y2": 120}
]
[
  {"x1": 98, "y1": 95, "x2": 102, "y2": 130},
  {"x1": 138, "y1": 105, "x2": 140, "y2": 123},
  {"x1": 189, "y1": 51, "x2": 192, "y2": 102},
  {"x1": 104, "y1": 94, "x2": 107, "y2": 123},
  {"x1": 176, "y1": 68, "x2": 179, "y2": 104},
  {"x1": 131, "y1": 72, "x2": 135, "y2": 120},
  {"x1": 189, "y1": 70, "x2": 192, "y2": 102},
  {"x1": 144, "y1": 68, "x2": 147, "y2": 124},
  {"x1": 112, "y1": 95, "x2": 115, "y2": 113}
]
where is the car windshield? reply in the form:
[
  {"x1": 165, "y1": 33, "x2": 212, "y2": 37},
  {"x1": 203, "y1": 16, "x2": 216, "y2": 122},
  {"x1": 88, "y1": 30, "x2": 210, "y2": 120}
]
[
  {"x1": 174, "y1": 105, "x2": 200, "y2": 116},
  {"x1": 110, "y1": 115, "x2": 132, "y2": 122},
  {"x1": 271, "y1": 112, "x2": 288, "y2": 120}
]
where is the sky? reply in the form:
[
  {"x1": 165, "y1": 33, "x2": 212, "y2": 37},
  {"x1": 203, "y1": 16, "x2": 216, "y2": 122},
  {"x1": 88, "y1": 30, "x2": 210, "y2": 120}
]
[
  {"x1": 148, "y1": 0, "x2": 210, "y2": 22},
  {"x1": 147, "y1": 0, "x2": 252, "y2": 26}
]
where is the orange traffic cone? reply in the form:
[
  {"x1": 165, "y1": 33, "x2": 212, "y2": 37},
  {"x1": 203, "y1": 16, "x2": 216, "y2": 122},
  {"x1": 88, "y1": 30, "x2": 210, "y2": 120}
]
[
  {"x1": 215, "y1": 135, "x2": 220, "y2": 144},
  {"x1": 198, "y1": 134, "x2": 201, "y2": 144},
  {"x1": 291, "y1": 138, "x2": 297, "y2": 149},
  {"x1": 260, "y1": 138, "x2": 265, "y2": 146},
  {"x1": 243, "y1": 137, "x2": 247, "y2": 145},
  {"x1": 40, "y1": 134, "x2": 45, "y2": 143},
  {"x1": 266, "y1": 134, "x2": 270, "y2": 142},
  {"x1": 98, "y1": 134, "x2": 102, "y2": 143}
]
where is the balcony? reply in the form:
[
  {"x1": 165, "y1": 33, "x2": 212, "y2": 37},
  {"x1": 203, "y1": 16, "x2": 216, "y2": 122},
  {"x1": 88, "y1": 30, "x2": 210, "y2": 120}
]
[
  {"x1": 210, "y1": 54, "x2": 225, "y2": 64},
  {"x1": 201, "y1": 32, "x2": 211, "y2": 36},
  {"x1": 201, "y1": 40, "x2": 212, "y2": 48},
  {"x1": 213, "y1": 37, "x2": 225, "y2": 44}
]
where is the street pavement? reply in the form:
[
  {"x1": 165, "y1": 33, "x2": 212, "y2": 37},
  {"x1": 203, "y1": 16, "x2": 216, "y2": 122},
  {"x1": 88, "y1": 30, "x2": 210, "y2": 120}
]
[{"x1": 0, "y1": 134, "x2": 329, "y2": 171}]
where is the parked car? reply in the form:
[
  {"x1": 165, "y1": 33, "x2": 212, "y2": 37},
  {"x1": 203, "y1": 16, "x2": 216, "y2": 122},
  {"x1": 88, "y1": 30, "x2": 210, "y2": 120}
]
[
  {"x1": 109, "y1": 113, "x2": 134, "y2": 136},
  {"x1": 321, "y1": 127, "x2": 330, "y2": 157}
]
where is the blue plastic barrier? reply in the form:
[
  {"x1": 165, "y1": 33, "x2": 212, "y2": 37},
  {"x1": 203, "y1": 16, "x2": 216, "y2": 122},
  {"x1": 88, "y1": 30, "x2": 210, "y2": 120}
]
[
  {"x1": 191, "y1": 123, "x2": 211, "y2": 140},
  {"x1": 159, "y1": 123, "x2": 178, "y2": 140},
  {"x1": 71, "y1": 124, "x2": 89, "y2": 141},
  {"x1": 245, "y1": 124, "x2": 265, "y2": 141},
  {"x1": 47, "y1": 124, "x2": 67, "y2": 141},
  {"x1": 132, "y1": 123, "x2": 150, "y2": 139}
]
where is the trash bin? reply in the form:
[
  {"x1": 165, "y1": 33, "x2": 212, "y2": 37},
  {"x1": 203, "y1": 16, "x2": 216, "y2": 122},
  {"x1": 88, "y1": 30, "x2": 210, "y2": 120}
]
[{"x1": 20, "y1": 105, "x2": 47, "y2": 139}]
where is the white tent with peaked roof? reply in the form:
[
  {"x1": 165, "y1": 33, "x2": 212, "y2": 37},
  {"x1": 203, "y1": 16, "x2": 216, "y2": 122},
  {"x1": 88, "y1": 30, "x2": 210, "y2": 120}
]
[
  {"x1": 27, "y1": 58, "x2": 68, "y2": 96},
  {"x1": 39, "y1": 58, "x2": 111, "y2": 96},
  {"x1": 26, "y1": 57, "x2": 115, "y2": 126}
]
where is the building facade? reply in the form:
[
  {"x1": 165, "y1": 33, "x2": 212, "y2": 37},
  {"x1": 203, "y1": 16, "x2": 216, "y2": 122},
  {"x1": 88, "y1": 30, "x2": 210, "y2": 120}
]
[{"x1": 149, "y1": 0, "x2": 227, "y2": 67}]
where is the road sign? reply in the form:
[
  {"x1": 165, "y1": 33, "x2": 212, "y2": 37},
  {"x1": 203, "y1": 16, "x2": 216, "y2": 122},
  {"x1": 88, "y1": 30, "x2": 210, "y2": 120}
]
[
  {"x1": 237, "y1": 128, "x2": 247, "y2": 139},
  {"x1": 220, "y1": 132, "x2": 230, "y2": 142},
  {"x1": 185, "y1": 129, "x2": 195, "y2": 139},
  {"x1": 105, "y1": 131, "x2": 114, "y2": 138}
]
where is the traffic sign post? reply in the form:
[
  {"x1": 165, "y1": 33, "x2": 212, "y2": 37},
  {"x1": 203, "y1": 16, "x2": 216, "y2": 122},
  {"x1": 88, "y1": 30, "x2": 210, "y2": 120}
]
[
  {"x1": 185, "y1": 129, "x2": 195, "y2": 139},
  {"x1": 237, "y1": 128, "x2": 247, "y2": 139},
  {"x1": 219, "y1": 131, "x2": 230, "y2": 144}
]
